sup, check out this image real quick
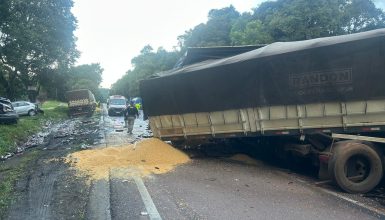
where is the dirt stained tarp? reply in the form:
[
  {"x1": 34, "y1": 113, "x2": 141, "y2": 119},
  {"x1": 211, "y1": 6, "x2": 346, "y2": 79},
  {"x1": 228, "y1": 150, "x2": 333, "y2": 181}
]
[{"x1": 140, "y1": 28, "x2": 385, "y2": 117}]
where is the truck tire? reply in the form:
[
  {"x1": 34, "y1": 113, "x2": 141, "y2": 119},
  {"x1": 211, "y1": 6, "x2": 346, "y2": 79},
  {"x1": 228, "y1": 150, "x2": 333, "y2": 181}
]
[{"x1": 328, "y1": 142, "x2": 383, "y2": 193}]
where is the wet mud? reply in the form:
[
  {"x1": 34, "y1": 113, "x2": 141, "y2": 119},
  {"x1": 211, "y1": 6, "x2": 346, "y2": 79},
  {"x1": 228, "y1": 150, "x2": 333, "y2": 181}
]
[{"x1": 3, "y1": 114, "x2": 102, "y2": 220}]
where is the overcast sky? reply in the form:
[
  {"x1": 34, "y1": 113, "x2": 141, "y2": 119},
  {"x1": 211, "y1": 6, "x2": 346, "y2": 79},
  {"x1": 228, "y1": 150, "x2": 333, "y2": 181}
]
[
  {"x1": 72, "y1": 0, "x2": 384, "y2": 88},
  {"x1": 374, "y1": 0, "x2": 385, "y2": 9},
  {"x1": 72, "y1": 0, "x2": 262, "y2": 88}
]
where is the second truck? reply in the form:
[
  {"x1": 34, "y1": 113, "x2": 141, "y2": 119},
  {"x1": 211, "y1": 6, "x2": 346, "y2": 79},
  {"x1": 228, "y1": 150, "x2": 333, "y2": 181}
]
[{"x1": 65, "y1": 89, "x2": 96, "y2": 116}]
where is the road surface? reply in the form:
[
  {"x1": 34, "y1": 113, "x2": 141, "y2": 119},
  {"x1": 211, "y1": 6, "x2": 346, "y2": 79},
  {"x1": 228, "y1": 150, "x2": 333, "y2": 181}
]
[{"x1": 3, "y1": 105, "x2": 385, "y2": 220}]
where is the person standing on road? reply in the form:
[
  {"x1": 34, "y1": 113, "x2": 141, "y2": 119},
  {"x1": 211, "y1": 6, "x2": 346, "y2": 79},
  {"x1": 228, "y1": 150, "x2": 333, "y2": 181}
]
[{"x1": 124, "y1": 101, "x2": 139, "y2": 134}]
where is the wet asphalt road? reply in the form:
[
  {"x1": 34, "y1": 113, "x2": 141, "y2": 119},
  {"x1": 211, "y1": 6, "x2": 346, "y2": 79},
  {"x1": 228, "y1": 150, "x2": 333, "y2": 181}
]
[
  {"x1": 94, "y1": 105, "x2": 384, "y2": 220},
  {"x1": 4, "y1": 105, "x2": 385, "y2": 220}
]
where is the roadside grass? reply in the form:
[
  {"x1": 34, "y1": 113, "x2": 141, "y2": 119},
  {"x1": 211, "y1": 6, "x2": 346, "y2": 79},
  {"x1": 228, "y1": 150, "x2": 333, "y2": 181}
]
[
  {"x1": 40, "y1": 100, "x2": 66, "y2": 109},
  {"x1": 0, "y1": 101, "x2": 67, "y2": 218},
  {"x1": 0, "y1": 100, "x2": 68, "y2": 155},
  {"x1": 0, "y1": 150, "x2": 39, "y2": 218}
]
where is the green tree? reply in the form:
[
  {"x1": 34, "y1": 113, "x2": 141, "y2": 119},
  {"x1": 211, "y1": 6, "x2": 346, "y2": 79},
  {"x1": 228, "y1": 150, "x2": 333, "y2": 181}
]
[
  {"x1": 97, "y1": 88, "x2": 110, "y2": 103},
  {"x1": 249, "y1": 0, "x2": 385, "y2": 42},
  {"x1": 231, "y1": 15, "x2": 274, "y2": 45},
  {"x1": 110, "y1": 71, "x2": 132, "y2": 98},
  {"x1": 0, "y1": 0, "x2": 78, "y2": 100},
  {"x1": 111, "y1": 46, "x2": 178, "y2": 98},
  {"x1": 67, "y1": 63, "x2": 104, "y2": 100},
  {"x1": 178, "y1": 5, "x2": 240, "y2": 51},
  {"x1": 342, "y1": 0, "x2": 385, "y2": 33},
  {"x1": 112, "y1": 0, "x2": 385, "y2": 100}
]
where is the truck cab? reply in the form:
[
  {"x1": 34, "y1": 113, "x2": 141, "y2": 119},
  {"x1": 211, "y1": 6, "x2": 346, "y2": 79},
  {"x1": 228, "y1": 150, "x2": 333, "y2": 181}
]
[{"x1": 107, "y1": 95, "x2": 127, "y2": 116}]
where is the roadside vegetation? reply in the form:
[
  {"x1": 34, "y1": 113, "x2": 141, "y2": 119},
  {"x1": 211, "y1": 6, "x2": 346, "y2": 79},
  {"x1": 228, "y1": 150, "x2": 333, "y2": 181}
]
[
  {"x1": 0, "y1": 100, "x2": 68, "y2": 217},
  {"x1": 111, "y1": 0, "x2": 385, "y2": 97},
  {"x1": 0, "y1": 0, "x2": 106, "y2": 103},
  {"x1": 0, "y1": 150, "x2": 39, "y2": 218},
  {"x1": 0, "y1": 101, "x2": 67, "y2": 155}
]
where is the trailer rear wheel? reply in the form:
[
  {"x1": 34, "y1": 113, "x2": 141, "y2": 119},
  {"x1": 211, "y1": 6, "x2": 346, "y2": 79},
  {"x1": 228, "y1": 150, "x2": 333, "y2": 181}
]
[{"x1": 328, "y1": 142, "x2": 383, "y2": 193}]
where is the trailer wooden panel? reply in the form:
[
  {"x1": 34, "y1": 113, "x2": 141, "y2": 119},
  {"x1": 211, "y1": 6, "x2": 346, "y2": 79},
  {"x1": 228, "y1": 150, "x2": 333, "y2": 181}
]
[{"x1": 150, "y1": 99, "x2": 385, "y2": 140}]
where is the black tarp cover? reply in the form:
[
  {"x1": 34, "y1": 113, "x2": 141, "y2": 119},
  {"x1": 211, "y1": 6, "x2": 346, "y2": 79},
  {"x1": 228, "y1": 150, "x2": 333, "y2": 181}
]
[
  {"x1": 140, "y1": 29, "x2": 385, "y2": 117},
  {"x1": 174, "y1": 45, "x2": 265, "y2": 68}
]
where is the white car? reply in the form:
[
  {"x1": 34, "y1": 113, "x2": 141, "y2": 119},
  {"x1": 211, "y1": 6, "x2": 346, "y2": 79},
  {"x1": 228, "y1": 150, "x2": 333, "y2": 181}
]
[{"x1": 12, "y1": 101, "x2": 37, "y2": 116}]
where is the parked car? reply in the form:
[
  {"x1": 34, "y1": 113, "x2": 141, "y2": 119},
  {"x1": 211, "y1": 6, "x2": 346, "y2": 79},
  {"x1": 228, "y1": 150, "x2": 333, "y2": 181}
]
[
  {"x1": 12, "y1": 101, "x2": 37, "y2": 116},
  {"x1": 0, "y1": 97, "x2": 18, "y2": 124}
]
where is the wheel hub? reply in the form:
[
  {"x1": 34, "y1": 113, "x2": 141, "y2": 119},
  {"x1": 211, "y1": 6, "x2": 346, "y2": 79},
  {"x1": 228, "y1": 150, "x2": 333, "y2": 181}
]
[{"x1": 345, "y1": 155, "x2": 370, "y2": 183}]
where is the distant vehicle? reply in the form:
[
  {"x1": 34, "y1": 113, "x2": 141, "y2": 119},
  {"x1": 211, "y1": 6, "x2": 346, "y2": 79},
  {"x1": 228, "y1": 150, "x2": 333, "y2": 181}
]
[
  {"x1": 0, "y1": 97, "x2": 18, "y2": 124},
  {"x1": 65, "y1": 89, "x2": 96, "y2": 116},
  {"x1": 107, "y1": 95, "x2": 127, "y2": 116},
  {"x1": 12, "y1": 101, "x2": 37, "y2": 116}
]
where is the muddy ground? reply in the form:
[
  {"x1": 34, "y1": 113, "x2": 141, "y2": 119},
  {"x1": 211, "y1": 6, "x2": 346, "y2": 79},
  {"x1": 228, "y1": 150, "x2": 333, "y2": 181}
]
[
  {"x1": 1, "y1": 107, "x2": 153, "y2": 220},
  {"x1": 2, "y1": 114, "x2": 102, "y2": 219},
  {"x1": 1, "y1": 106, "x2": 385, "y2": 219}
]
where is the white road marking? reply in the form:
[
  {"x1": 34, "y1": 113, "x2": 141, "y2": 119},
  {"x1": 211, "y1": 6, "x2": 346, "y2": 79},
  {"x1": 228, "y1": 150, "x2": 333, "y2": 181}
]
[
  {"x1": 278, "y1": 171, "x2": 385, "y2": 217},
  {"x1": 316, "y1": 187, "x2": 385, "y2": 218},
  {"x1": 133, "y1": 176, "x2": 162, "y2": 220}
]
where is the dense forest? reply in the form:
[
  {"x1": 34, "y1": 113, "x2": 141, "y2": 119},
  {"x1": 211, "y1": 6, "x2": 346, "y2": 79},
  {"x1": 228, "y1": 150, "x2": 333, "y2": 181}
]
[{"x1": 112, "y1": 0, "x2": 385, "y2": 97}]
